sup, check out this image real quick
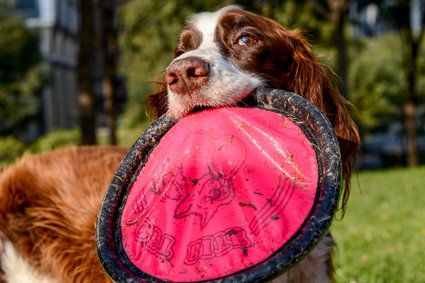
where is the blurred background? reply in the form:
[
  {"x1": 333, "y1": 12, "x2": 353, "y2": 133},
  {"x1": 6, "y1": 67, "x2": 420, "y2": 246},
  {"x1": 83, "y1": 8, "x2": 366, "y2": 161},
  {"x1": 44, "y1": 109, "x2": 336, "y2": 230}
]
[{"x1": 0, "y1": 0, "x2": 424, "y2": 282}]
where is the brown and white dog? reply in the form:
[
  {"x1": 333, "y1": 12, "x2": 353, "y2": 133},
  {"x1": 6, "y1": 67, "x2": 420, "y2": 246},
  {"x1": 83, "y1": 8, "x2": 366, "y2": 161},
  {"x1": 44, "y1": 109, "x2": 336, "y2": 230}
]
[{"x1": 0, "y1": 6, "x2": 359, "y2": 283}]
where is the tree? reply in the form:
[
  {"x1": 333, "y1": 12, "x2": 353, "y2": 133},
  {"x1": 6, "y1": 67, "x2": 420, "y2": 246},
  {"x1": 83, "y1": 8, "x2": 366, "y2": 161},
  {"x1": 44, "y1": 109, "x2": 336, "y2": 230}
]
[
  {"x1": 97, "y1": 0, "x2": 120, "y2": 145},
  {"x1": 77, "y1": 0, "x2": 123, "y2": 145},
  {"x1": 78, "y1": 0, "x2": 96, "y2": 145},
  {"x1": 0, "y1": 6, "x2": 43, "y2": 136},
  {"x1": 304, "y1": 0, "x2": 350, "y2": 98},
  {"x1": 348, "y1": 33, "x2": 406, "y2": 134},
  {"x1": 328, "y1": 0, "x2": 350, "y2": 98},
  {"x1": 384, "y1": 0, "x2": 425, "y2": 166}
]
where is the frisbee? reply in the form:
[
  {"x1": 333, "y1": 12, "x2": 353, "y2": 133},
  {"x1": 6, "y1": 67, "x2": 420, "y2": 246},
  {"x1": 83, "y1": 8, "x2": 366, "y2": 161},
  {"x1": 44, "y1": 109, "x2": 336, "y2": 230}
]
[{"x1": 96, "y1": 88, "x2": 341, "y2": 282}]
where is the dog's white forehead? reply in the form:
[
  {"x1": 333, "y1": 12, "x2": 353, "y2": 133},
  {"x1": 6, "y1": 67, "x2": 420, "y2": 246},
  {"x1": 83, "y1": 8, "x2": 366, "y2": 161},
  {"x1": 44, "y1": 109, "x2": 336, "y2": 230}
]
[{"x1": 189, "y1": 5, "x2": 238, "y2": 50}]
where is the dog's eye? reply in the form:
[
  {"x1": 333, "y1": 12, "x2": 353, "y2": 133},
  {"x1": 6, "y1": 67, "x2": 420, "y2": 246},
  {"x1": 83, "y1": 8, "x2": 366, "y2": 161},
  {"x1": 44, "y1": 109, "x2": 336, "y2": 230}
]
[{"x1": 237, "y1": 35, "x2": 257, "y2": 46}]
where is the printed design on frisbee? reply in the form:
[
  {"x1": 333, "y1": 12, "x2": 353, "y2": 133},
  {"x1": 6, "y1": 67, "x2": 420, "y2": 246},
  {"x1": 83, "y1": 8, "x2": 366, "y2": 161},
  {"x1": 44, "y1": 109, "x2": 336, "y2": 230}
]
[
  {"x1": 120, "y1": 108, "x2": 319, "y2": 282},
  {"x1": 249, "y1": 178, "x2": 295, "y2": 236}
]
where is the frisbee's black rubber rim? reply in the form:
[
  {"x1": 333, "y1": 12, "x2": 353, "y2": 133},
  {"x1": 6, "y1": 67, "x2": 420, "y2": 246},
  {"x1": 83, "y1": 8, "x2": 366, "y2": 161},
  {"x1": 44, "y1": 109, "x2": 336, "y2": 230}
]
[{"x1": 96, "y1": 87, "x2": 341, "y2": 283}]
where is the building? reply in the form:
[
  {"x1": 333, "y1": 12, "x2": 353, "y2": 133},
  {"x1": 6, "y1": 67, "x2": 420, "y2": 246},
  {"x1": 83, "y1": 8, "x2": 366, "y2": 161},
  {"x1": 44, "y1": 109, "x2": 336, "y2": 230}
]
[
  {"x1": 18, "y1": 0, "x2": 79, "y2": 136},
  {"x1": 14, "y1": 0, "x2": 125, "y2": 141}
]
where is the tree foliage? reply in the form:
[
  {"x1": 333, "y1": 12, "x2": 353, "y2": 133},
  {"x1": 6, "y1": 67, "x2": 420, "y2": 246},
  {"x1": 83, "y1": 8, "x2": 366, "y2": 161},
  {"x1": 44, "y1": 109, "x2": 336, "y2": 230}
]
[
  {"x1": 349, "y1": 33, "x2": 405, "y2": 134},
  {"x1": 0, "y1": 136, "x2": 26, "y2": 166},
  {"x1": 380, "y1": 0, "x2": 425, "y2": 166},
  {"x1": 0, "y1": 7, "x2": 43, "y2": 136},
  {"x1": 30, "y1": 128, "x2": 81, "y2": 153}
]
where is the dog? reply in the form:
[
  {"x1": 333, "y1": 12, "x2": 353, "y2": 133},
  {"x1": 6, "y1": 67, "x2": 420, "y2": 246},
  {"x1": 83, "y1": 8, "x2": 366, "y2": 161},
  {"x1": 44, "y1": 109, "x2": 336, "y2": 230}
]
[{"x1": 0, "y1": 6, "x2": 359, "y2": 283}]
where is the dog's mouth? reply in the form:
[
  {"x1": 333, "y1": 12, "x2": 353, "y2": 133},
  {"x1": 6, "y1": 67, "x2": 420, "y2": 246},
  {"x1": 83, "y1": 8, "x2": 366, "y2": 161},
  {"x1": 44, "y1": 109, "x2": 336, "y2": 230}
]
[
  {"x1": 189, "y1": 105, "x2": 213, "y2": 114},
  {"x1": 187, "y1": 91, "x2": 258, "y2": 115},
  {"x1": 236, "y1": 94, "x2": 257, "y2": 108}
]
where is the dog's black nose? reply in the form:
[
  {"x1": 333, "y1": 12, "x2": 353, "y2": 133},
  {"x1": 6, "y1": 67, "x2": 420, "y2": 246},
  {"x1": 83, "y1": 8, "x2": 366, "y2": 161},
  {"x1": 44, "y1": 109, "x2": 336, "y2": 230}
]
[{"x1": 165, "y1": 57, "x2": 209, "y2": 94}]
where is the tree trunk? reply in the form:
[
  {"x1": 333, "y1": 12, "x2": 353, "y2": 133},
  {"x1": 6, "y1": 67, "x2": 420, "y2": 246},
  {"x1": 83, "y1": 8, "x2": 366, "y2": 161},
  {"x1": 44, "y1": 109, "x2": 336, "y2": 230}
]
[
  {"x1": 335, "y1": 7, "x2": 348, "y2": 98},
  {"x1": 396, "y1": 0, "x2": 423, "y2": 167},
  {"x1": 401, "y1": 35, "x2": 419, "y2": 167},
  {"x1": 328, "y1": 0, "x2": 350, "y2": 98},
  {"x1": 78, "y1": 0, "x2": 96, "y2": 145},
  {"x1": 404, "y1": 101, "x2": 418, "y2": 166},
  {"x1": 98, "y1": 0, "x2": 118, "y2": 145}
]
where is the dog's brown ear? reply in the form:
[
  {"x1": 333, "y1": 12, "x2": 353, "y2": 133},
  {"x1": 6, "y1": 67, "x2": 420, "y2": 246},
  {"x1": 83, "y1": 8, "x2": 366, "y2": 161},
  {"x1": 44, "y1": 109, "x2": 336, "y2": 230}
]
[
  {"x1": 148, "y1": 79, "x2": 168, "y2": 119},
  {"x1": 287, "y1": 31, "x2": 360, "y2": 213}
]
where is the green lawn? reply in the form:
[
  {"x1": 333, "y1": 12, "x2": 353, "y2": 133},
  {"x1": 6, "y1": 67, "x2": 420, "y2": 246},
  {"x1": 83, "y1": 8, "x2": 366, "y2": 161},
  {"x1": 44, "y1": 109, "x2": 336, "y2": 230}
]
[{"x1": 333, "y1": 167, "x2": 425, "y2": 283}]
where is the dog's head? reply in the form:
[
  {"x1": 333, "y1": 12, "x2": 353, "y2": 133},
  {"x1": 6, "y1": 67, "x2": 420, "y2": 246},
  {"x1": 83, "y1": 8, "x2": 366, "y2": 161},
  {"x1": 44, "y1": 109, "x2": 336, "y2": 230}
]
[{"x1": 150, "y1": 5, "x2": 359, "y2": 211}]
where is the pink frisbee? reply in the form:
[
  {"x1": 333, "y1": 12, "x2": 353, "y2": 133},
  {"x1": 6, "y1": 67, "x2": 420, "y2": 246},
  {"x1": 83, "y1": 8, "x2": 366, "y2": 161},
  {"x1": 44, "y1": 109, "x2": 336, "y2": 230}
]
[{"x1": 96, "y1": 88, "x2": 341, "y2": 282}]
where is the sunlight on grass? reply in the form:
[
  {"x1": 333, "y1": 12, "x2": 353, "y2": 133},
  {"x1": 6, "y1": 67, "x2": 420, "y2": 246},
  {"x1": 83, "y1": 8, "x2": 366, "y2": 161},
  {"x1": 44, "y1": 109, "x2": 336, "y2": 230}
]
[{"x1": 333, "y1": 167, "x2": 425, "y2": 282}]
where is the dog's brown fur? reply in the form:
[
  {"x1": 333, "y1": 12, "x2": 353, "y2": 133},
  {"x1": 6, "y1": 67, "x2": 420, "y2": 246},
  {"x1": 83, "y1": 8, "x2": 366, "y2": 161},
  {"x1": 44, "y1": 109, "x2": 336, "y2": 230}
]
[{"x1": 0, "y1": 146, "x2": 127, "y2": 282}]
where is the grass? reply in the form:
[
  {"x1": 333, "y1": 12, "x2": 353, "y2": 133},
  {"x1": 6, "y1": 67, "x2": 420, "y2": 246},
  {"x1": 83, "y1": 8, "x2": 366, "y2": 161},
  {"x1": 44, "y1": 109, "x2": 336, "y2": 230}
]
[{"x1": 333, "y1": 166, "x2": 425, "y2": 283}]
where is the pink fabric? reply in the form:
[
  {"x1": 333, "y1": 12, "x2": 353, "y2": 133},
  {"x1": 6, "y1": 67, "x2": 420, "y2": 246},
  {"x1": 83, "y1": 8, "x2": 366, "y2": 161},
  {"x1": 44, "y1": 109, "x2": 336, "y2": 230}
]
[{"x1": 120, "y1": 108, "x2": 318, "y2": 281}]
